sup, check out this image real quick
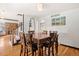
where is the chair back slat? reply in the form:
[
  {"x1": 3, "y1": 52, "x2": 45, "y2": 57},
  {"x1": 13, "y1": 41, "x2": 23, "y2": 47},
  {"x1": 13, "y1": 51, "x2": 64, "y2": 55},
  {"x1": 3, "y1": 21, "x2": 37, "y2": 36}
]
[
  {"x1": 19, "y1": 32, "x2": 26, "y2": 46},
  {"x1": 50, "y1": 31, "x2": 58, "y2": 41}
]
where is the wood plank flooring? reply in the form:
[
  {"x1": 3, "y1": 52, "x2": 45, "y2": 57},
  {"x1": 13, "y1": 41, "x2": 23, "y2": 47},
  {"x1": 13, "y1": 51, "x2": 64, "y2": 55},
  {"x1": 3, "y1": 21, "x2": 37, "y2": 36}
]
[{"x1": 0, "y1": 35, "x2": 79, "y2": 56}]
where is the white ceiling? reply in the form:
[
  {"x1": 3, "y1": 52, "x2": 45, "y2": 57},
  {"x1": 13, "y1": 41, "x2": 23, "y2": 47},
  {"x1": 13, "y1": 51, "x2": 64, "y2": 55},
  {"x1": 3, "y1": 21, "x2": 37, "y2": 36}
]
[{"x1": 0, "y1": 3, "x2": 79, "y2": 19}]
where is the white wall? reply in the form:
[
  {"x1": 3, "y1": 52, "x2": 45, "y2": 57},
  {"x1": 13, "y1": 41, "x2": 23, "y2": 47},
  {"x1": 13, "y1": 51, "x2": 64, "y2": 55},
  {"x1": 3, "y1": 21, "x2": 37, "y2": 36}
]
[{"x1": 38, "y1": 8, "x2": 79, "y2": 48}]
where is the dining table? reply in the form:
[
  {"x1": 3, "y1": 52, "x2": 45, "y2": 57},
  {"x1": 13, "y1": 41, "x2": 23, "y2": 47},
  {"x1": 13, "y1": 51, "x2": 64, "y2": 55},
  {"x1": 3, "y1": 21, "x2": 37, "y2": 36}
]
[{"x1": 33, "y1": 33, "x2": 51, "y2": 56}]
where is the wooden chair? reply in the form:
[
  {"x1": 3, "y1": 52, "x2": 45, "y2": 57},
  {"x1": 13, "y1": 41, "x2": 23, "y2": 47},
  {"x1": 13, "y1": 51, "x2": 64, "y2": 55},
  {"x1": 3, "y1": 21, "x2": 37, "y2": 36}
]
[
  {"x1": 29, "y1": 33, "x2": 38, "y2": 56},
  {"x1": 19, "y1": 32, "x2": 28, "y2": 56},
  {"x1": 40, "y1": 30, "x2": 52, "y2": 56},
  {"x1": 22, "y1": 31, "x2": 38, "y2": 56},
  {"x1": 50, "y1": 31, "x2": 58, "y2": 56},
  {"x1": 43, "y1": 32, "x2": 54, "y2": 56},
  {"x1": 53, "y1": 31, "x2": 58, "y2": 56},
  {"x1": 42, "y1": 31, "x2": 58, "y2": 56}
]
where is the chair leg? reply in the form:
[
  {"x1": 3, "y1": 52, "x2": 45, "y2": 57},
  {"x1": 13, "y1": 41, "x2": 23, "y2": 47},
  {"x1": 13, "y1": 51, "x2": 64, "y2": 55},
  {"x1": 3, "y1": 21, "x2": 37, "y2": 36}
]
[
  {"x1": 55, "y1": 41, "x2": 58, "y2": 56},
  {"x1": 45, "y1": 47, "x2": 46, "y2": 55},
  {"x1": 48, "y1": 46, "x2": 50, "y2": 56},
  {"x1": 52, "y1": 44, "x2": 54, "y2": 56},
  {"x1": 20, "y1": 45, "x2": 23, "y2": 56},
  {"x1": 41, "y1": 46, "x2": 43, "y2": 56},
  {"x1": 27, "y1": 48, "x2": 28, "y2": 56},
  {"x1": 32, "y1": 50, "x2": 34, "y2": 56},
  {"x1": 24, "y1": 46, "x2": 26, "y2": 56}
]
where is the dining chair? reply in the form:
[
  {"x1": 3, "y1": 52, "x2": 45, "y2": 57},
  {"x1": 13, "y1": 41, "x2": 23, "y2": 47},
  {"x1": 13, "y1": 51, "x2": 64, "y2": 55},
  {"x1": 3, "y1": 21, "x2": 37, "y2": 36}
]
[
  {"x1": 42, "y1": 31, "x2": 59, "y2": 56},
  {"x1": 28, "y1": 31, "x2": 37, "y2": 56},
  {"x1": 53, "y1": 31, "x2": 58, "y2": 56},
  {"x1": 43, "y1": 32, "x2": 54, "y2": 56},
  {"x1": 40, "y1": 30, "x2": 51, "y2": 56},
  {"x1": 19, "y1": 32, "x2": 28, "y2": 56},
  {"x1": 50, "y1": 31, "x2": 58, "y2": 56},
  {"x1": 29, "y1": 33, "x2": 38, "y2": 56}
]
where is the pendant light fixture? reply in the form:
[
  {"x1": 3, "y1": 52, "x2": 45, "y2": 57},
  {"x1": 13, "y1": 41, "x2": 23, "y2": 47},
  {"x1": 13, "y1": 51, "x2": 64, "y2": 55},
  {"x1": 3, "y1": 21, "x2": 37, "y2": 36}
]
[{"x1": 37, "y1": 3, "x2": 44, "y2": 11}]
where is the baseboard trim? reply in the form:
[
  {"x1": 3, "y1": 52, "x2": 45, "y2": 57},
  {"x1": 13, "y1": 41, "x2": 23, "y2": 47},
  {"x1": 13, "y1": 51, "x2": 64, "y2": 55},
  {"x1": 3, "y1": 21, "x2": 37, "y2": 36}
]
[{"x1": 60, "y1": 44, "x2": 79, "y2": 50}]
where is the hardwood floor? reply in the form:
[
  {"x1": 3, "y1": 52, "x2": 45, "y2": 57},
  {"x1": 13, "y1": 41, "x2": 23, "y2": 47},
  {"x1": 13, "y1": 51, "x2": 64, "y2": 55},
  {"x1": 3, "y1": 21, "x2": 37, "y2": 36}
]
[{"x1": 0, "y1": 35, "x2": 79, "y2": 56}]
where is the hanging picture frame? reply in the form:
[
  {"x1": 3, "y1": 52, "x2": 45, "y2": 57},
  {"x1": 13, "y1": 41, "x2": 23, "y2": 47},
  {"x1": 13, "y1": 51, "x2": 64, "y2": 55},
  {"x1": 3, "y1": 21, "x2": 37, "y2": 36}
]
[{"x1": 51, "y1": 14, "x2": 66, "y2": 26}]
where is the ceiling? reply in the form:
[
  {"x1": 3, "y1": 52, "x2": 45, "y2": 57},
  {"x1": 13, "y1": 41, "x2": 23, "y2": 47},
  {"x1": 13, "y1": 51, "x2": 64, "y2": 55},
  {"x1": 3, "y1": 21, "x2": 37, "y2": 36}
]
[{"x1": 0, "y1": 3, "x2": 79, "y2": 20}]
